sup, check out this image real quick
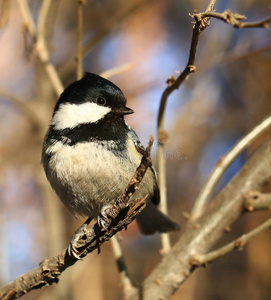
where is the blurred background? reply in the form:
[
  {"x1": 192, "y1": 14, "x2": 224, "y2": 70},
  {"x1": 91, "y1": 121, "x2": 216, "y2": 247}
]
[{"x1": 0, "y1": 0, "x2": 270, "y2": 299}]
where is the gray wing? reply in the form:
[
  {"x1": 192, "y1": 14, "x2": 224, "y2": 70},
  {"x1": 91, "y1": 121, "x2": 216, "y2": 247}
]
[
  {"x1": 127, "y1": 128, "x2": 160, "y2": 205},
  {"x1": 128, "y1": 129, "x2": 180, "y2": 234},
  {"x1": 127, "y1": 127, "x2": 146, "y2": 153}
]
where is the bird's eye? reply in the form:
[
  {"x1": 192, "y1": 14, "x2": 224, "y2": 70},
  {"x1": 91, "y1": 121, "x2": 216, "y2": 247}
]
[{"x1": 95, "y1": 97, "x2": 107, "y2": 106}]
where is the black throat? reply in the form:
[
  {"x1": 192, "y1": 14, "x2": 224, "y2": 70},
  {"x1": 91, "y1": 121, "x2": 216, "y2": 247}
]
[{"x1": 46, "y1": 113, "x2": 129, "y2": 147}]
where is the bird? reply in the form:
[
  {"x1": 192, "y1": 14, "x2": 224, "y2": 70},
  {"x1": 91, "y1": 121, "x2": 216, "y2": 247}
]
[{"x1": 42, "y1": 73, "x2": 179, "y2": 256}]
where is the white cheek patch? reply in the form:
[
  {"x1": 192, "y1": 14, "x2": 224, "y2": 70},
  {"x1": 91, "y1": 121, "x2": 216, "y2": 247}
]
[{"x1": 51, "y1": 102, "x2": 111, "y2": 130}]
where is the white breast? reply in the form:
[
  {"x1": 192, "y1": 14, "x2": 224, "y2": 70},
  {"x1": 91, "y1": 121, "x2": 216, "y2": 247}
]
[{"x1": 44, "y1": 138, "x2": 154, "y2": 218}]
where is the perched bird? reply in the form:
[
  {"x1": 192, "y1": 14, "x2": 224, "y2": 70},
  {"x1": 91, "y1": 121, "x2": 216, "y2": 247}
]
[{"x1": 42, "y1": 73, "x2": 179, "y2": 253}]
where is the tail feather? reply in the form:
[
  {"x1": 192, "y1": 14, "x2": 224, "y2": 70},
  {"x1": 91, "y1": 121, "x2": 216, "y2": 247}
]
[{"x1": 136, "y1": 201, "x2": 180, "y2": 235}]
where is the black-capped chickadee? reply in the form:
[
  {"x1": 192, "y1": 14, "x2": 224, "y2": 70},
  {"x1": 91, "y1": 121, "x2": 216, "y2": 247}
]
[{"x1": 42, "y1": 73, "x2": 179, "y2": 241}]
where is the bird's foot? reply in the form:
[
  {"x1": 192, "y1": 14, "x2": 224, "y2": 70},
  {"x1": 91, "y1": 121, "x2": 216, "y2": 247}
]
[
  {"x1": 68, "y1": 217, "x2": 92, "y2": 259},
  {"x1": 98, "y1": 204, "x2": 118, "y2": 230}
]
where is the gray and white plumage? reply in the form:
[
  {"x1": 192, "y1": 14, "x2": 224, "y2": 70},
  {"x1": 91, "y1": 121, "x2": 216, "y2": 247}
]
[{"x1": 42, "y1": 73, "x2": 179, "y2": 234}]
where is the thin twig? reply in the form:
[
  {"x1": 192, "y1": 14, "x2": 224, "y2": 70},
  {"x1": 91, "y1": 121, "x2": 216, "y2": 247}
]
[
  {"x1": 243, "y1": 191, "x2": 271, "y2": 212},
  {"x1": 156, "y1": 16, "x2": 199, "y2": 254},
  {"x1": 190, "y1": 218, "x2": 271, "y2": 266},
  {"x1": 194, "y1": 10, "x2": 271, "y2": 29},
  {"x1": 76, "y1": 0, "x2": 84, "y2": 80},
  {"x1": 158, "y1": 144, "x2": 171, "y2": 254},
  {"x1": 156, "y1": 1, "x2": 215, "y2": 254},
  {"x1": 59, "y1": 0, "x2": 152, "y2": 78},
  {"x1": 17, "y1": 0, "x2": 36, "y2": 40},
  {"x1": 111, "y1": 235, "x2": 139, "y2": 300},
  {"x1": 191, "y1": 114, "x2": 271, "y2": 221},
  {"x1": 100, "y1": 62, "x2": 134, "y2": 79},
  {"x1": 0, "y1": 0, "x2": 10, "y2": 29},
  {"x1": 197, "y1": 45, "x2": 271, "y2": 75},
  {"x1": 82, "y1": 0, "x2": 151, "y2": 56},
  {"x1": 37, "y1": 0, "x2": 52, "y2": 40},
  {"x1": 205, "y1": 0, "x2": 217, "y2": 13},
  {"x1": 17, "y1": 0, "x2": 64, "y2": 95}
]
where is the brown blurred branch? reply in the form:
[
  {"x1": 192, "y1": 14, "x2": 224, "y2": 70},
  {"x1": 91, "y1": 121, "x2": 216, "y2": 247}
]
[
  {"x1": 37, "y1": 0, "x2": 52, "y2": 40},
  {"x1": 82, "y1": 0, "x2": 153, "y2": 56},
  {"x1": 190, "y1": 218, "x2": 271, "y2": 266},
  {"x1": 0, "y1": 0, "x2": 10, "y2": 29},
  {"x1": 100, "y1": 62, "x2": 134, "y2": 80},
  {"x1": 111, "y1": 235, "x2": 139, "y2": 300},
  {"x1": 76, "y1": 0, "x2": 84, "y2": 80},
  {"x1": 59, "y1": 0, "x2": 152, "y2": 77},
  {"x1": 0, "y1": 92, "x2": 42, "y2": 131},
  {"x1": 0, "y1": 137, "x2": 153, "y2": 300},
  {"x1": 143, "y1": 140, "x2": 271, "y2": 299},
  {"x1": 244, "y1": 191, "x2": 271, "y2": 212},
  {"x1": 197, "y1": 45, "x2": 271, "y2": 76},
  {"x1": 17, "y1": 0, "x2": 64, "y2": 95}
]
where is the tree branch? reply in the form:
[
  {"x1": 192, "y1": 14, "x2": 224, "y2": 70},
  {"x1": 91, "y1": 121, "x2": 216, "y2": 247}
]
[
  {"x1": 59, "y1": 0, "x2": 153, "y2": 78},
  {"x1": 190, "y1": 218, "x2": 271, "y2": 266},
  {"x1": 156, "y1": 0, "x2": 216, "y2": 254},
  {"x1": 0, "y1": 0, "x2": 10, "y2": 29},
  {"x1": 76, "y1": 0, "x2": 84, "y2": 80},
  {"x1": 194, "y1": 10, "x2": 271, "y2": 29},
  {"x1": 110, "y1": 235, "x2": 139, "y2": 300},
  {"x1": 17, "y1": 0, "x2": 64, "y2": 95},
  {"x1": 142, "y1": 140, "x2": 271, "y2": 299},
  {"x1": 0, "y1": 198, "x2": 145, "y2": 300},
  {"x1": 100, "y1": 62, "x2": 134, "y2": 80},
  {"x1": 191, "y1": 111, "x2": 271, "y2": 221},
  {"x1": 37, "y1": 0, "x2": 52, "y2": 40},
  {"x1": 0, "y1": 137, "x2": 154, "y2": 300},
  {"x1": 244, "y1": 191, "x2": 271, "y2": 212}
]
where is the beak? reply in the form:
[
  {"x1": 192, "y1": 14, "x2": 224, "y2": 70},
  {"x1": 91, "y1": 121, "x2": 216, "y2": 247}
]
[{"x1": 115, "y1": 106, "x2": 134, "y2": 115}]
